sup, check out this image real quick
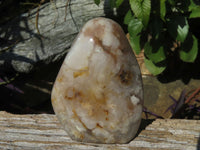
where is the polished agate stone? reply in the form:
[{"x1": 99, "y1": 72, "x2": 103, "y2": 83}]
[{"x1": 51, "y1": 17, "x2": 143, "y2": 144}]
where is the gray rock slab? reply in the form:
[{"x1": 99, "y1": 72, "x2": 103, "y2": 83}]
[{"x1": 0, "y1": 0, "x2": 127, "y2": 73}]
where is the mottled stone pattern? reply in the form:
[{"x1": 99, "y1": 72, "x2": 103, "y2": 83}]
[{"x1": 51, "y1": 17, "x2": 143, "y2": 144}]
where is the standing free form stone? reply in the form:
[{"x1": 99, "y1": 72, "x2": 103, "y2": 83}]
[{"x1": 51, "y1": 17, "x2": 143, "y2": 144}]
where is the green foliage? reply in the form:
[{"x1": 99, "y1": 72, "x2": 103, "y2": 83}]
[
  {"x1": 129, "y1": 0, "x2": 151, "y2": 27},
  {"x1": 167, "y1": 16, "x2": 189, "y2": 42},
  {"x1": 128, "y1": 18, "x2": 143, "y2": 54},
  {"x1": 189, "y1": 0, "x2": 200, "y2": 18},
  {"x1": 94, "y1": 0, "x2": 100, "y2": 5},
  {"x1": 116, "y1": 0, "x2": 124, "y2": 8},
  {"x1": 94, "y1": 0, "x2": 200, "y2": 75},
  {"x1": 124, "y1": 10, "x2": 133, "y2": 24},
  {"x1": 179, "y1": 34, "x2": 198, "y2": 62},
  {"x1": 144, "y1": 41, "x2": 166, "y2": 63},
  {"x1": 102, "y1": 0, "x2": 125, "y2": 8},
  {"x1": 160, "y1": 0, "x2": 166, "y2": 21},
  {"x1": 144, "y1": 58, "x2": 166, "y2": 76}
]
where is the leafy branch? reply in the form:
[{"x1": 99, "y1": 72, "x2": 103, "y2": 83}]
[{"x1": 94, "y1": 0, "x2": 200, "y2": 75}]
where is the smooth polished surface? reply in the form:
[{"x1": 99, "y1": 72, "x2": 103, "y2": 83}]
[{"x1": 51, "y1": 17, "x2": 143, "y2": 143}]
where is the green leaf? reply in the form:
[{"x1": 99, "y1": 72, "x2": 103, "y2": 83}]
[
  {"x1": 168, "y1": 0, "x2": 175, "y2": 6},
  {"x1": 94, "y1": 0, "x2": 100, "y2": 5},
  {"x1": 177, "y1": 20, "x2": 189, "y2": 42},
  {"x1": 144, "y1": 41, "x2": 166, "y2": 63},
  {"x1": 189, "y1": 0, "x2": 200, "y2": 18},
  {"x1": 129, "y1": 34, "x2": 141, "y2": 54},
  {"x1": 129, "y1": 0, "x2": 151, "y2": 26},
  {"x1": 144, "y1": 58, "x2": 166, "y2": 75},
  {"x1": 167, "y1": 16, "x2": 189, "y2": 42},
  {"x1": 190, "y1": 8, "x2": 200, "y2": 18},
  {"x1": 116, "y1": 0, "x2": 124, "y2": 8},
  {"x1": 128, "y1": 18, "x2": 143, "y2": 36},
  {"x1": 179, "y1": 34, "x2": 198, "y2": 62},
  {"x1": 189, "y1": 0, "x2": 200, "y2": 11},
  {"x1": 160, "y1": 0, "x2": 166, "y2": 21},
  {"x1": 128, "y1": 18, "x2": 143, "y2": 54},
  {"x1": 189, "y1": 0, "x2": 195, "y2": 10},
  {"x1": 124, "y1": 10, "x2": 133, "y2": 25}
]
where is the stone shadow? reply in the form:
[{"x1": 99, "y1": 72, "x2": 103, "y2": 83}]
[
  {"x1": 197, "y1": 134, "x2": 200, "y2": 150},
  {"x1": 136, "y1": 119, "x2": 154, "y2": 136},
  {"x1": 0, "y1": 0, "x2": 48, "y2": 73}
]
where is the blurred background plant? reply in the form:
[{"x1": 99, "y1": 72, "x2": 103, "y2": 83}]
[
  {"x1": 144, "y1": 87, "x2": 200, "y2": 119},
  {"x1": 95, "y1": 0, "x2": 200, "y2": 75},
  {"x1": 0, "y1": 73, "x2": 23, "y2": 94}
]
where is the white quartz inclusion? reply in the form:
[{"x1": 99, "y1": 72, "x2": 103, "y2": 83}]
[{"x1": 51, "y1": 17, "x2": 143, "y2": 144}]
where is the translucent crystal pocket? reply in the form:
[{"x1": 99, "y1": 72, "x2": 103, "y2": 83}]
[{"x1": 51, "y1": 17, "x2": 143, "y2": 144}]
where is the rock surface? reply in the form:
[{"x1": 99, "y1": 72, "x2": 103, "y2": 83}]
[
  {"x1": 51, "y1": 18, "x2": 143, "y2": 144},
  {"x1": 0, "y1": 0, "x2": 128, "y2": 73}
]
